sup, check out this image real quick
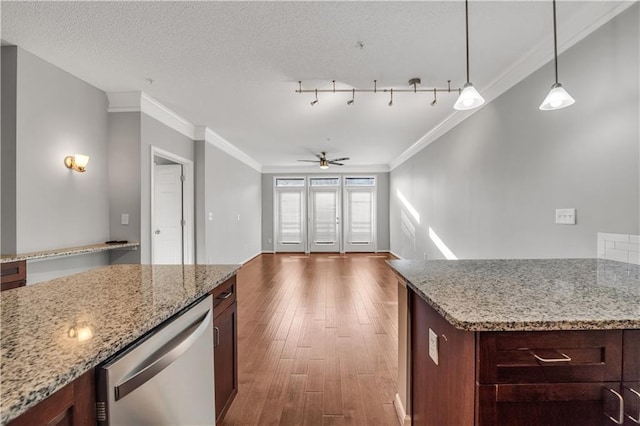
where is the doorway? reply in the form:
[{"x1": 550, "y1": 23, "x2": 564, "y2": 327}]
[
  {"x1": 151, "y1": 147, "x2": 194, "y2": 264},
  {"x1": 308, "y1": 177, "x2": 341, "y2": 253}
]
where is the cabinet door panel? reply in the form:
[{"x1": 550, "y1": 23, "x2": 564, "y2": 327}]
[
  {"x1": 410, "y1": 291, "x2": 475, "y2": 426},
  {"x1": 214, "y1": 302, "x2": 238, "y2": 422},
  {"x1": 477, "y1": 382, "x2": 619, "y2": 426}
]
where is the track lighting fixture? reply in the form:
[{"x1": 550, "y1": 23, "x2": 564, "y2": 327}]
[
  {"x1": 297, "y1": 78, "x2": 462, "y2": 107},
  {"x1": 430, "y1": 88, "x2": 437, "y2": 106},
  {"x1": 454, "y1": 0, "x2": 485, "y2": 111},
  {"x1": 539, "y1": 0, "x2": 575, "y2": 111}
]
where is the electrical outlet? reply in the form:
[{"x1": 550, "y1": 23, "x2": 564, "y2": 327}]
[
  {"x1": 121, "y1": 213, "x2": 129, "y2": 225},
  {"x1": 555, "y1": 208, "x2": 576, "y2": 225},
  {"x1": 428, "y1": 328, "x2": 439, "y2": 365},
  {"x1": 208, "y1": 212, "x2": 213, "y2": 221}
]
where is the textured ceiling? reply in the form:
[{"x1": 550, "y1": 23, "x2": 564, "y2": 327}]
[{"x1": 0, "y1": 1, "x2": 630, "y2": 169}]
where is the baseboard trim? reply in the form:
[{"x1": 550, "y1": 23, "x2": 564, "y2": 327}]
[
  {"x1": 241, "y1": 251, "x2": 263, "y2": 265},
  {"x1": 393, "y1": 393, "x2": 411, "y2": 426},
  {"x1": 389, "y1": 251, "x2": 403, "y2": 260}
]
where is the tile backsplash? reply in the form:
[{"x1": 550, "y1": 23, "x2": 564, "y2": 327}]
[{"x1": 597, "y1": 232, "x2": 640, "y2": 265}]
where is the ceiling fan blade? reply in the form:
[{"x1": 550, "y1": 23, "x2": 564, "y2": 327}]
[
  {"x1": 329, "y1": 157, "x2": 349, "y2": 162},
  {"x1": 297, "y1": 159, "x2": 320, "y2": 163},
  {"x1": 329, "y1": 162, "x2": 345, "y2": 166},
  {"x1": 315, "y1": 153, "x2": 324, "y2": 160}
]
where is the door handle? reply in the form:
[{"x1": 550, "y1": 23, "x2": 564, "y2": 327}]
[
  {"x1": 603, "y1": 387, "x2": 625, "y2": 425},
  {"x1": 114, "y1": 308, "x2": 212, "y2": 401},
  {"x1": 624, "y1": 386, "x2": 640, "y2": 424},
  {"x1": 214, "y1": 326, "x2": 220, "y2": 348},
  {"x1": 154, "y1": 229, "x2": 161, "y2": 235}
]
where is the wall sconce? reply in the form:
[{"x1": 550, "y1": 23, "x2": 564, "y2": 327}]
[{"x1": 64, "y1": 154, "x2": 90, "y2": 173}]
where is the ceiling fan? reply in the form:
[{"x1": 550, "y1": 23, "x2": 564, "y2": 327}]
[{"x1": 297, "y1": 152, "x2": 350, "y2": 169}]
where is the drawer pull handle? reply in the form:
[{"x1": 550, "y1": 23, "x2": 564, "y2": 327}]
[
  {"x1": 624, "y1": 387, "x2": 640, "y2": 424},
  {"x1": 530, "y1": 350, "x2": 572, "y2": 363},
  {"x1": 604, "y1": 387, "x2": 625, "y2": 425},
  {"x1": 217, "y1": 291, "x2": 233, "y2": 300}
]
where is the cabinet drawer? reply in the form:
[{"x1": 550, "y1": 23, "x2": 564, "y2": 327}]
[
  {"x1": 1, "y1": 261, "x2": 26, "y2": 287},
  {"x1": 211, "y1": 276, "x2": 236, "y2": 316},
  {"x1": 477, "y1": 382, "x2": 622, "y2": 426},
  {"x1": 478, "y1": 330, "x2": 623, "y2": 384}
]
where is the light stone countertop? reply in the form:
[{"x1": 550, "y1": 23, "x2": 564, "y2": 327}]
[
  {"x1": 0, "y1": 263, "x2": 240, "y2": 425},
  {"x1": 0, "y1": 242, "x2": 140, "y2": 263},
  {"x1": 388, "y1": 258, "x2": 640, "y2": 332}
]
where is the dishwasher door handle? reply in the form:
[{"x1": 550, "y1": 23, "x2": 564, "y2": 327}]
[{"x1": 114, "y1": 308, "x2": 213, "y2": 401}]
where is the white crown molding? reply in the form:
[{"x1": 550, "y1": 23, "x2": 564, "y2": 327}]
[
  {"x1": 140, "y1": 92, "x2": 195, "y2": 140},
  {"x1": 107, "y1": 91, "x2": 262, "y2": 171},
  {"x1": 389, "y1": 1, "x2": 636, "y2": 171},
  {"x1": 195, "y1": 126, "x2": 263, "y2": 172},
  {"x1": 261, "y1": 164, "x2": 389, "y2": 174}
]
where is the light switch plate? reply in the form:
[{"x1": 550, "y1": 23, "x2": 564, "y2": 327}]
[
  {"x1": 428, "y1": 328, "x2": 439, "y2": 365},
  {"x1": 208, "y1": 212, "x2": 213, "y2": 221},
  {"x1": 555, "y1": 208, "x2": 576, "y2": 225},
  {"x1": 121, "y1": 213, "x2": 129, "y2": 225}
]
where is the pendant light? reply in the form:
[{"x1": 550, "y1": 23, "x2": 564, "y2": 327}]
[
  {"x1": 539, "y1": 0, "x2": 575, "y2": 110},
  {"x1": 454, "y1": 0, "x2": 485, "y2": 111}
]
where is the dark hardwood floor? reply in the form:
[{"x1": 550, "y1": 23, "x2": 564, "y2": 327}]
[{"x1": 220, "y1": 253, "x2": 400, "y2": 426}]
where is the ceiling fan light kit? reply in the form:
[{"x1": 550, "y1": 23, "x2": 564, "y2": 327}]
[{"x1": 296, "y1": 0, "x2": 573, "y2": 113}]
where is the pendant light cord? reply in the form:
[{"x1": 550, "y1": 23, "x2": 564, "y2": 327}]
[
  {"x1": 465, "y1": 0, "x2": 470, "y2": 84},
  {"x1": 552, "y1": 0, "x2": 558, "y2": 84}
]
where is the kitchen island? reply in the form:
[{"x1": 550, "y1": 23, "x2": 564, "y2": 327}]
[
  {"x1": 0, "y1": 264, "x2": 240, "y2": 425},
  {"x1": 389, "y1": 258, "x2": 640, "y2": 426}
]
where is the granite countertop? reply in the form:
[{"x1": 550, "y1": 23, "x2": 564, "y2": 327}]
[
  {"x1": 1, "y1": 242, "x2": 140, "y2": 263},
  {"x1": 0, "y1": 263, "x2": 240, "y2": 425},
  {"x1": 389, "y1": 258, "x2": 640, "y2": 332}
]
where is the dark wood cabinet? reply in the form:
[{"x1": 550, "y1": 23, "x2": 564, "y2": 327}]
[
  {"x1": 1, "y1": 260, "x2": 26, "y2": 291},
  {"x1": 7, "y1": 369, "x2": 95, "y2": 426},
  {"x1": 210, "y1": 276, "x2": 238, "y2": 423},
  {"x1": 410, "y1": 289, "x2": 640, "y2": 426}
]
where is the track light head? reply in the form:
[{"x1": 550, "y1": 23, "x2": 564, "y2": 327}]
[
  {"x1": 310, "y1": 99, "x2": 318, "y2": 106},
  {"x1": 347, "y1": 99, "x2": 354, "y2": 105},
  {"x1": 388, "y1": 89, "x2": 393, "y2": 107},
  {"x1": 347, "y1": 89, "x2": 355, "y2": 105},
  {"x1": 430, "y1": 99, "x2": 437, "y2": 107}
]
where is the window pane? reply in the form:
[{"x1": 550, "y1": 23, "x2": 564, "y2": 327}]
[
  {"x1": 276, "y1": 178, "x2": 305, "y2": 187},
  {"x1": 349, "y1": 191, "x2": 372, "y2": 243},
  {"x1": 310, "y1": 177, "x2": 340, "y2": 187},
  {"x1": 278, "y1": 192, "x2": 302, "y2": 243},
  {"x1": 313, "y1": 192, "x2": 337, "y2": 243},
  {"x1": 345, "y1": 177, "x2": 375, "y2": 186}
]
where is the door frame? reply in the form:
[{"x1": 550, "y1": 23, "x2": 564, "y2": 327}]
[
  {"x1": 307, "y1": 176, "x2": 342, "y2": 253},
  {"x1": 150, "y1": 146, "x2": 194, "y2": 264},
  {"x1": 273, "y1": 176, "x2": 307, "y2": 253}
]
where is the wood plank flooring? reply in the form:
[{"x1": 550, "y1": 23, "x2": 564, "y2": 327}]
[{"x1": 220, "y1": 253, "x2": 400, "y2": 426}]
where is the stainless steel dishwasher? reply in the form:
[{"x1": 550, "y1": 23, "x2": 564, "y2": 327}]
[{"x1": 97, "y1": 295, "x2": 215, "y2": 425}]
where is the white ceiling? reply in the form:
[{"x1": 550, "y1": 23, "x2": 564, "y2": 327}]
[{"x1": 1, "y1": 1, "x2": 632, "y2": 170}]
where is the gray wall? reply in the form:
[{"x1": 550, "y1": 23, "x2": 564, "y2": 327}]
[
  {"x1": 1, "y1": 47, "x2": 18, "y2": 254},
  {"x1": 261, "y1": 172, "x2": 391, "y2": 252},
  {"x1": 390, "y1": 5, "x2": 640, "y2": 260},
  {"x1": 139, "y1": 114, "x2": 194, "y2": 264},
  {"x1": 196, "y1": 140, "x2": 262, "y2": 264},
  {"x1": 3, "y1": 47, "x2": 111, "y2": 282},
  {"x1": 107, "y1": 111, "x2": 142, "y2": 264}
]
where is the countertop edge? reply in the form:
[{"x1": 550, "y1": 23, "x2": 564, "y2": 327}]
[
  {"x1": 0, "y1": 266, "x2": 239, "y2": 425},
  {"x1": 1, "y1": 242, "x2": 140, "y2": 263}
]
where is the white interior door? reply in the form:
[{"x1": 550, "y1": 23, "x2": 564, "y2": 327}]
[
  {"x1": 275, "y1": 187, "x2": 306, "y2": 252},
  {"x1": 309, "y1": 186, "x2": 341, "y2": 253},
  {"x1": 153, "y1": 164, "x2": 183, "y2": 264},
  {"x1": 344, "y1": 187, "x2": 376, "y2": 252}
]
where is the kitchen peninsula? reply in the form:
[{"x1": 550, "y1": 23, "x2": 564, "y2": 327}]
[
  {"x1": 390, "y1": 258, "x2": 640, "y2": 426},
  {"x1": 0, "y1": 264, "x2": 240, "y2": 425}
]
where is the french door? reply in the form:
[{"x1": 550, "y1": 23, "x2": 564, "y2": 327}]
[
  {"x1": 308, "y1": 183, "x2": 341, "y2": 253},
  {"x1": 343, "y1": 184, "x2": 376, "y2": 252},
  {"x1": 274, "y1": 178, "x2": 306, "y2": 252}
]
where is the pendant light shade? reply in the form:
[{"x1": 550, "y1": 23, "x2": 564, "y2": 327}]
[
  {"x1": 454, "y1": 82, "x2": 485, "y2": 110},
  {"x1": 455, "y1": 0, "x2": 484, "y2": 111},
  {"x1": 540, "y1": 0, "x2": 575, "y2": 111},
  {"x1": 539, "y1": 83, "x2": 575, "y2": 110}
]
